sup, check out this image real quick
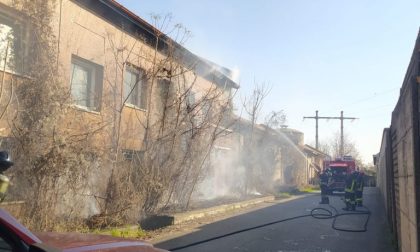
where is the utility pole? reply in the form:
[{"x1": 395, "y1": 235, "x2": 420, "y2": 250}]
[{"x1": 303, "y1": 111, "x2": 357, "y2": 156}]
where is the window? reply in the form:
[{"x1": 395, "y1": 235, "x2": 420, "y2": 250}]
[
  {"x1": 157, "y1": 78, "x2": 171, "y2": 112},
  {"x1": 124, "y1": 64, "x2": 147, "y2": 109},
  {"x1": 122, "y1": 149, "x2": 144, "y2": 162},
  {"x1": 198, "y1": 100, "x2": 212, "y2": 124},
  {"x1": 70, "y1": 56, "x2": 103, "y2": 112},
  {"x1": 0, "y1": 10, "x2": 26, "y2": 74},
  {"x1": 158, "y1": 79, "x2": 170, "y2": 102},
  {"x1": 0, "y1": 137, "x2": 13, "y2": 161},
  {"x1": 0, "y1": 236, "x2": 12, "y2": 252},
  {"x1": 186, "y1": 90, "x2": 195, "y2": 113},
  {"x1": 223, "y1": 86, "x2": 232, "y2": 99},
  {"x1": 0, "y1": 222, "x2": 29, "y2": 252}
]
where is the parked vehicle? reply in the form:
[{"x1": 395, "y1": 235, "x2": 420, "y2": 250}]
[
  {"x1": 323, "y1": 156, "x2": 357, "y2": 193},
  {"x1": 0, "y1": 209, "x2": 167, "y2": 252}
]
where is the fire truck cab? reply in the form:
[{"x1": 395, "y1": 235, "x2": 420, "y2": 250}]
[{"x1": 323, "y1": 156, "x2": 356, "y2": 193}]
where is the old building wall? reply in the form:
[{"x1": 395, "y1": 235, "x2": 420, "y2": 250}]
[{"x1": 0, "y1": 0, "x2": 238, "y2": 218}]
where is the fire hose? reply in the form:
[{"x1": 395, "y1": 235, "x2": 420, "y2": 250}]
[{"x1": 169, "y1": 204, "x2": 371, "y2": 251}]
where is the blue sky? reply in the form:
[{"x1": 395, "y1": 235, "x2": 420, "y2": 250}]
[{"x1": 117, "y1": 0, "x2": 420, "y2": 163}]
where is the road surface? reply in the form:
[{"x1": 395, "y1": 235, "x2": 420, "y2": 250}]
[{"x1": 156, "y1": 187, "x2": 395, "y2": 252}]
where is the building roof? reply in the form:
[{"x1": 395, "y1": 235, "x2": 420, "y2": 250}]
[
  {"x1": 71, "y1": 0, "x2": 239, "y2": 89},
  {"x1": 278, "y1": 127, "x2": 303, "y2": 135},
  {"x1": 303, "y1": 144, "x2": 330, "y2": 158}
]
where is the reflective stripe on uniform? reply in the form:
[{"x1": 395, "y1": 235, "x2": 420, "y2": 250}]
[{"x1": 345, "y1": 180, "x2": 356, "y2": 192}]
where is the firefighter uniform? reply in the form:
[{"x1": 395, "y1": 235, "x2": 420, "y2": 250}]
[
  {"x1": 319, "y1": 171, "x2": 330, "y2": 204},
  {"x1": 344, "y1": 172, "x2": 356, "y2": 211},
  {"x1": 355, "y1": 172, "x2": 364, "y2": 206},
  {"x1": 320, "y1": 172, "x2": 328, "y2": 195}
]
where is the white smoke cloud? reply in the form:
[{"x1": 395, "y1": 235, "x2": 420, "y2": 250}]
[{"x1": 231, "y1": 66, "x2": 240, "y2": 83}]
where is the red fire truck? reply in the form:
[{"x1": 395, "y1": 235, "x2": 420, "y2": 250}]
[{"x1": 323, "y1": 156, "x2": 357, "y2": 193}]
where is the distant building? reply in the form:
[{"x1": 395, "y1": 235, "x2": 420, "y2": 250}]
[
  {"x1": 227, "y1": 120, "x2": 311, "y2": 192},
  {"x1": 303, "y1": 144, "x2": 330, "y2": 185}
]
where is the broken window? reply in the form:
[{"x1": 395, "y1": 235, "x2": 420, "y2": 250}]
[
  {"x1": 70, "y1": 55, "x2": 103, "y2": 112},
  {"x1": 123, "y1": 64, "x2": 147, "y2": 109}
]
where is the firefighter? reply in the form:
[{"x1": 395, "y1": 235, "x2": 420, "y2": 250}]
[
  {"x1": 355, "y1": 171, "x2": 364, "y2": 206},
  {"x1": 326, "y1": 168, "x2": 333, "y2": 194},
  {"x1": 343, "y1": 171, "x2": 357, "y2": 211},
  {"x1": 319, "y1": 171, "x2": 328, "y2": 194},
  {"x1": 319, "y1": 170, "x2": 329, "y2": 204}
]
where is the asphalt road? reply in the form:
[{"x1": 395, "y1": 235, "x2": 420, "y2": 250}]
[{"x1": 156, "y1": 187, "x2": 396, "y2": 252}]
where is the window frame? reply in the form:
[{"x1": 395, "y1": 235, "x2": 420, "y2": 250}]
[
  {"x1": 186, "y1": 90, "x2": 196, "y2": 113},
  {"x1": 122, "y1": 149, "x2": 144, "y2": 163},
  {"x1": 0, "y1": 222, "x2": 29, "y2": 252},
  {"x1": 0, "y1": 6, "x2": 29, "y2": 75},
  {"x1": 70, "y1": 55, "x2": 103, "y2": 112},
  {"x1": 198, "y1": 99, "x2": 212, "y2": 125},
  {"x1": 123, "y1": 63, "x2": 147, "y2": 110}
]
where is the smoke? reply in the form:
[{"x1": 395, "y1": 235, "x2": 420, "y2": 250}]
[
  {"x1": 277, "y1": 130, "x2": 306, "y2": 159},
  {"x1": 231, "y1": 66, "x2": 240, "y2": 83},
  {"x1": 194, "y1": 126, "x2": 310, "y2": 202},
  {"x1": 195, "y1": 146, "x2": 246, "y2": 200}
]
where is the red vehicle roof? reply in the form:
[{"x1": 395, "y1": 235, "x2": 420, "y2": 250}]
[
  {"x1": 0, "y1": 208, "x2": 40, "y2": 244},
  {"x1": 36, "y1": 232, "x2": 166, "y2": 252},
  {"x1": 0, "y1": 208, "x2": 167, "y2": 252}
]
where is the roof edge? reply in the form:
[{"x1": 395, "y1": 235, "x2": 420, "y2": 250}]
[{"x1": 71, "y1": 0, "x2": 239, "y2": 89}]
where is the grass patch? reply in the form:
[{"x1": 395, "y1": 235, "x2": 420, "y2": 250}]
[
  {"x1": 90, "y1": 225, "x2": 148, "y2": 239},
  {"x1": 299, "y1": 186, "x2": 320, "y2": 193},
  {"x1": 274, "y1": 185, "x2": 320, "y2": 198}
]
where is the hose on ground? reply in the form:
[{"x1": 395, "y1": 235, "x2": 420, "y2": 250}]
[
  {"x1": 311, "y1": 205, "x2": 371, "y2": 232},
  {"x1": 169, "y1": 204, "x2": 371, "y2": 251}
]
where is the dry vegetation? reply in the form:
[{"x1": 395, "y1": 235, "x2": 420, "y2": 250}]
[{"x1": 2, "y1": 1, "x2": 235, "y2": 231}]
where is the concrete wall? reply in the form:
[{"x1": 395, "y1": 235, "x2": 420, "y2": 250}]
[
  {"x1": 376, "y1": 128, "x2": 399, "y2": 246},
  {"x1": 377, "y1": 129, "x2": 390, "y2": 220},
  {"x1": 376, "y1": 31, "x2": 420, "y2": 252},
  {"x1": 390, "y1": 66, "x2": 418, "y2": 252}
]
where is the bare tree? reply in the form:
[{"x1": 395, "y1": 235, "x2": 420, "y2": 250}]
[
  {"x1": 94, "y1": 14, "x2": 237, "y2": 225},
  {"x1": 318, "y1": 132, "x2": 362, "y2": 164},
  {"x1": 264, "y1": 110, "x2": 287, "y2": 129},
  {"x1": 241, "y1": 81, "x2": 271, "y2": 129},
  {"x1": 240, "y1": 81, "x2": 271, "y2": 193}
]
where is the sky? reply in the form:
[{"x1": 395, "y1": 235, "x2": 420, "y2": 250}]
[{"x1": 117, "y1": 0, "x2": 420, "y2": 164}]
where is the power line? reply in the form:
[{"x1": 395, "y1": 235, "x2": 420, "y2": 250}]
[
  {"x1": 323, "y1": 87, "x2": 399, "y2": 114},
  {"x1": 303, "y1": 111, "x2": 358, "y2": 156}
]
